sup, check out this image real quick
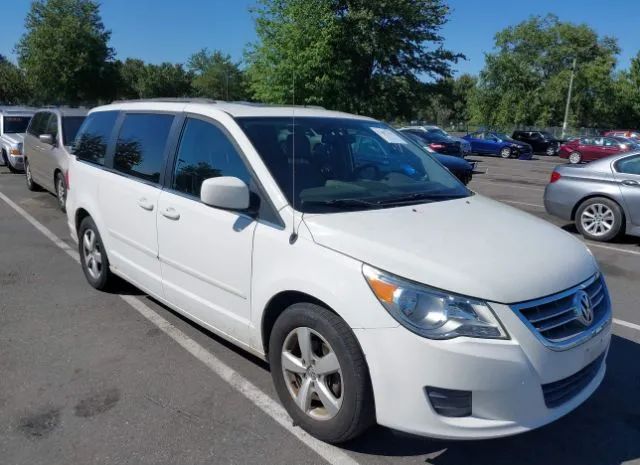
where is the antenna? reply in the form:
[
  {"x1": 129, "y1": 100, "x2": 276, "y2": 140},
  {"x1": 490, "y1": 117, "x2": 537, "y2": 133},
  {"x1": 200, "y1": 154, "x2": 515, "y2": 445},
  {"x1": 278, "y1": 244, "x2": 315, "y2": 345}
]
[{"x1": 289, "y1": 71, "x2": 298, "y2": 244}]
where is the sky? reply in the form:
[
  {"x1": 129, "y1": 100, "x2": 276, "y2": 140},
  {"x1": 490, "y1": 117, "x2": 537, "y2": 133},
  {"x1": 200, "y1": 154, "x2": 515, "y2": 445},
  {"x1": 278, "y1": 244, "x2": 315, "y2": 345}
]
[{"x1": 1, "y1": 0, "x2": 639, "y2": 76}]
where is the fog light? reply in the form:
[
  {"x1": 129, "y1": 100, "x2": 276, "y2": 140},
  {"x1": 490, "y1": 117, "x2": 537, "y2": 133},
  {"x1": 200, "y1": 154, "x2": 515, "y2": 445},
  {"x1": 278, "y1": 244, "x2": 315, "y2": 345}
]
[{"x1": 426, "y1": 387, "x2": 472, "y2": 417}]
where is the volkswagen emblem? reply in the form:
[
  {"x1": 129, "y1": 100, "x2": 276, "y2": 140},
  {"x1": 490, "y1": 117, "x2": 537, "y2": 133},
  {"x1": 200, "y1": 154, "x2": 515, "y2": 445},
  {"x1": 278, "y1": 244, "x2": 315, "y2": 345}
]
[{"x1": 574, "y1": 290, "x2": 594, "y2": 326}]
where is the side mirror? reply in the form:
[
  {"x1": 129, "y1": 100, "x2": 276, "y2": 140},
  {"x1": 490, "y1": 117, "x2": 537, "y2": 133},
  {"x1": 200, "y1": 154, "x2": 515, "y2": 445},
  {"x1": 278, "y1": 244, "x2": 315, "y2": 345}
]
[
  {"x1": 39, "y1": 134, "x2": 54, "y2": 145},
  {"x1": 200, "y1": 176, "x2": 250, "y2": 211}
]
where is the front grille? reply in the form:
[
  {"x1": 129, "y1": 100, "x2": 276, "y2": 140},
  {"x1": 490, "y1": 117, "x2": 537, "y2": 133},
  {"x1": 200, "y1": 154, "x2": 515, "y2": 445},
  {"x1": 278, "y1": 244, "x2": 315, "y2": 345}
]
[
  {"x1": 542, "y1": 352, "x2": 605, "y2": 408},
  {"x1": 511, "y1": 274, "x2": 611, "y2": 350}
]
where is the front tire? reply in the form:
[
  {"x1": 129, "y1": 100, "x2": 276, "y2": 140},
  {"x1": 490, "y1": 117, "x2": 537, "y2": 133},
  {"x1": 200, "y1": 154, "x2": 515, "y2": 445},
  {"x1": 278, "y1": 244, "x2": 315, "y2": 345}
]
[
  {"x1": 269, "y1": 303, "x2": 374, "y2": 443},
  {"x1": 55, "y1": 172, "x2": 67, "y2": 212},
  {"x1": 78, "y1": 217, "x2": 114, "y2": 290},
  {"x1": 576, "y1": 197, "x2": 624, "y2": 242},
  {"x1": 499, "y1": 147, "x2": 512, "y2": 159},
  {"x1": 569, "y1": 151, "x2": 582, "y2": 164},
  {"x1": 546, "y1": 145, "x2": 556, "y2": 156},
  {"x1": 25, "y1": 158, "x2": 41, "y2": 191},
  {"x1": 2, "y1": 150, "x2": 18, "y2": 173}
]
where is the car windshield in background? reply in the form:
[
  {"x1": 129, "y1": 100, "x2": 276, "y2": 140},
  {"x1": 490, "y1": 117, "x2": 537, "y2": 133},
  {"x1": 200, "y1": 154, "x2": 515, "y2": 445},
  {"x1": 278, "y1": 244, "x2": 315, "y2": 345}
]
[
  {"x1": 494, "y1": 133, "x2": 514, "y2": 141},
  {"x1": 237, "y1": 117, "x2": 470, "y2": 213},
  {"x1": 62, "y1": 116, "x2": 86, "y2": 145},
  {"x1": 3, "y1": 116, "x2": 31, "y2": 133},
  {"x1": 539, "y1": 131, "x2": 554, "y2": 138},
  {"x1": 428, "y1": 128, "x2": 449, "y2": 137}
]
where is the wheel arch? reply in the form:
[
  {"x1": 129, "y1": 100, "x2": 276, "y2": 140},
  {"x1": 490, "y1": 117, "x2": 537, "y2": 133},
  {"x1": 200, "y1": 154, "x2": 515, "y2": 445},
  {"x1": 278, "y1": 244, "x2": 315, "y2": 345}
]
[{"x1": 75, "y1": 207, "x2": 92, "y2": 233}]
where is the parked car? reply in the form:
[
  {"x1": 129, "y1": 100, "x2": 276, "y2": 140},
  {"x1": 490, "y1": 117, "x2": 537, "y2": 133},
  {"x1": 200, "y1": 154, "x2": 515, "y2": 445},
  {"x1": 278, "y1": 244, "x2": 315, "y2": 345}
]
[
  {"x1": 545, "y1": 151, "x2": 640, "y2": 241},
  {"x1": 23, "y1": 108, "x2": 87, "y2": 211},
  {"x1": 401, "y1": 131, "x2": 475, "y2": 184},
  {"x1": 463, "y1": 131, "x2": 533, "y2": 159},
  {"x1": 0, "y1": 106, "x2": 36, "y2": 173},
  {"x1": 558, "y1": 136, "x2": 632, "y2": 164},
  {"x1": 603, "y1": 130, "x2": 640, "y2": 140},
  {"x1": 401, "y1": 125, "x2": 471, "y2": 156},
  {"x1": 66, "y1": 100, "x2": 611, "y2": 443},
  {"x1": 511, "y1": 130, "x2": 561, "y2": 156},
  {"x1": 398, "y1": 128, "x2": 463, "y2": 157}
]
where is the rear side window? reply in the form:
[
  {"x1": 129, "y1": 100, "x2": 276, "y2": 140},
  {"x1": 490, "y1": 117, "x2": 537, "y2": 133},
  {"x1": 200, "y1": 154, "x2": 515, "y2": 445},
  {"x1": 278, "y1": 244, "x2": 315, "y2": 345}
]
[
  {"x1": 114, "y1": 113, "x2": 174, "y2": 184},
  {"x1": 74, "y1": 111, "x2": 119, "y2": 166},
  {"x1": 172, "y1": 118, "x2": 251, "y2": 197}
]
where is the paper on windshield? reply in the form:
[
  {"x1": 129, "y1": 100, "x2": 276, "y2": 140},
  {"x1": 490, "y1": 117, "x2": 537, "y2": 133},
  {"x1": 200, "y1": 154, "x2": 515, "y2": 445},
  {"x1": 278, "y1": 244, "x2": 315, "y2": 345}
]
[{"x1": 370, "y1": 127, "x2": 407, "y2": 144}]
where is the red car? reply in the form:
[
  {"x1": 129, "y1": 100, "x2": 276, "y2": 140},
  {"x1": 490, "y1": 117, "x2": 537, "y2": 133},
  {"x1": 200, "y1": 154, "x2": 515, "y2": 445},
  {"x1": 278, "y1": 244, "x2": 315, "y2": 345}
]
[
  {"x1": 558, "y1": 136, "x2": 633, "y2": 164},
  {"x1": 603, "y1": 129, "x2": 640, "y2": 140}
]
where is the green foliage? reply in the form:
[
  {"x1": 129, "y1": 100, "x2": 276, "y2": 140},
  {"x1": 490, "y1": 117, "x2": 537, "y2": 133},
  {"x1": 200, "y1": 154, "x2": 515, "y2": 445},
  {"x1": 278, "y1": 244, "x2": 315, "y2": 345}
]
[
  {"x1": 188, "y1": 49, "x2": 247, "y2": 100},
  {"x1": 16, "y1": 0, "x2": 114, "y2": 105},
  {"x1": 114, "y1": 59, "x2": 193, "y2": 99},
  {"x1": 246, "y1": 0, "x2": 461, "y2": 120},
  {"x1": 469, "y1": 14, "x2": 620, "y2": 129},
  {"x1": 0, "y1": 56, "x2": 30, "y2": 104}
]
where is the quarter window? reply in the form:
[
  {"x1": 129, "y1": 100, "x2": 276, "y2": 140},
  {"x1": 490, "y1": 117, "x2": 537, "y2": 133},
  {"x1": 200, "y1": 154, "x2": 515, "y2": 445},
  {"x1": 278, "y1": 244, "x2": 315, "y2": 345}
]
[
  {"x1": 74, "y1": 111, "x2": 119, "y2": 166},
  {"x1": 172, "y1": 118, "x2": 251, "y2": 197},
  {"x1": 114, "y1": 113, "x2": 174, "y2": 183},
  {"x1": 617, "y1": 156, "x2": 640, "y2": 175}
]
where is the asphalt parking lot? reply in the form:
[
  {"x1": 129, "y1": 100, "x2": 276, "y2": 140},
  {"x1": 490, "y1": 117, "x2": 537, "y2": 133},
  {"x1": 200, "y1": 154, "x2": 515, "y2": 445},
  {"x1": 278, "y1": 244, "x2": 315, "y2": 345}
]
[{"x1": 1, "y1": 154, "x2": 639, "y2": 465}]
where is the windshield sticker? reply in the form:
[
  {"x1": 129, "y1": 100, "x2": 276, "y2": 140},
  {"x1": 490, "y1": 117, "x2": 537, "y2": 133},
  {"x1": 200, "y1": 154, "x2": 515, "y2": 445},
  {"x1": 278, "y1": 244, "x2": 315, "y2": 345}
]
[{"x1": 370, "y1": 127, "x2": 407, "y2": 144}]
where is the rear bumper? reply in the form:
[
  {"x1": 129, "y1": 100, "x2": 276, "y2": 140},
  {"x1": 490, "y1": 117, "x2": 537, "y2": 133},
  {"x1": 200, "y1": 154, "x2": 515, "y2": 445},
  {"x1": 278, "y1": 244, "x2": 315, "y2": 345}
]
[{"x1": 544, "y1": 184, "x2": 577, "y2": 220}]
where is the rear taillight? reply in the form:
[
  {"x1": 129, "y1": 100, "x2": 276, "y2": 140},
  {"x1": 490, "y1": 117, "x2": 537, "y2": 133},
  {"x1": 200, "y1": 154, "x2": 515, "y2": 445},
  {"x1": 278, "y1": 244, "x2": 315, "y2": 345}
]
[
  {"x1": 429, "y1": 143, "x2": 445, "y2": 150},
  {"x1": 550, "y1": 171, "x2": 561, "y2": 183},
  {"x1": 64, "y1": 170, "x2": 70, "y2": 190}
]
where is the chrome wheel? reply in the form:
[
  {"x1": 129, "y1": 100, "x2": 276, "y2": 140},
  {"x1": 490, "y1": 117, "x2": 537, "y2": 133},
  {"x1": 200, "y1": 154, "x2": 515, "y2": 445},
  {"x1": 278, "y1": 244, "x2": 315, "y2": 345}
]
[
  {"x1": 82, "y1": 229, "x2": 103, "y2": 280},
  {"x1": 546, "y1": 146, "x2": 556, "y2": 156},
  {"x1": 56, "y1": 175, "x2": 66, "y2": 209},
  {"x1": 581, "y1": 203, "x2": 615, "y2": 237},
  {"x1": 281, "y1": 327, "x2": 343, "y2": 421},
  {"x1": 500, "y1": 147, "x2": 511, "y2": 158},
  {"x1": 26, "y1": 162, "x2": 33, "y2": 185},
  {"x1": 569, "y1": 152, "x2": 582, "y2": 164}
]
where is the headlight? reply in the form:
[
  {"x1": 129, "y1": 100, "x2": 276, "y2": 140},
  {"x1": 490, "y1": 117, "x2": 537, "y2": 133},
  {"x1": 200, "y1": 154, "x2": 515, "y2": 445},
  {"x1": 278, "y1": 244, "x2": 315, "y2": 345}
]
[
  {"x1": 510, "y1": 144, "x2": 520, "y2": 149},
  {"x1": 363, "y1": 264, "x2": 508, "y2": 340},
  {"x1": 10, "y1": 143, "x2": 23, "y2": 155}
]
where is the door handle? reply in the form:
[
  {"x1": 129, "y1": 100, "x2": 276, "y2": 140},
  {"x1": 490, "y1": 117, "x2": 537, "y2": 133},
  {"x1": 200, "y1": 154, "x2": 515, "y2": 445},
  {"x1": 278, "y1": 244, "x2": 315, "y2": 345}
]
[
  {"x1": 622, "y1": 180, "x2": 640, "y2": 187},
  {"x1": 161, "y1": 207, "x2": 180, "y2": 221},
  {"x1": 137, "y1": 198, "x2": 154, "y2": 211}
]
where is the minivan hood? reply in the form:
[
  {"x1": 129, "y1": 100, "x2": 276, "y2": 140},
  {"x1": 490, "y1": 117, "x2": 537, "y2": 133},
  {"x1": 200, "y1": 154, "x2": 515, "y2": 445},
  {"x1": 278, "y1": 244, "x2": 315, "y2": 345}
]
[
  {"x1": 304, "y1": 195, "x2": 597, "y2": 304},
  {"x1": 2, "y1": 133, "x2": 25, "y2": 145}
]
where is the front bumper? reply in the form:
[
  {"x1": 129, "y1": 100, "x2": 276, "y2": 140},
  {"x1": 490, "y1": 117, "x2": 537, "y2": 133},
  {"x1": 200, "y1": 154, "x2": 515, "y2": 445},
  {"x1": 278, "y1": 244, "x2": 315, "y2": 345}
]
[
  {"x1": 8, "y1": 154, "x2": 24, "y2": 170},
  {"x1": 355, "y1": 301, "x2": 611, "y2": 439}
]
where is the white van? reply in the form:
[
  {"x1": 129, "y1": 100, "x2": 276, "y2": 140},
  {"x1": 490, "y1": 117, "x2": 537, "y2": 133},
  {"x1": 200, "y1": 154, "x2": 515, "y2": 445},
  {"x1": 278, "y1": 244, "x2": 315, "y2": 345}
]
[{"x1": 66, "y1": 100, "x2": 612, "y2": 443}]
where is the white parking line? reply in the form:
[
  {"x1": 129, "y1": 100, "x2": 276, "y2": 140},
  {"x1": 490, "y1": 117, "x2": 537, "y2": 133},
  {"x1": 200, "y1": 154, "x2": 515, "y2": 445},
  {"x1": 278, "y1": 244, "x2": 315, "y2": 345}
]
[
  {"x1": 0, "y1": 190, "x2": 360, "y2": 465},
  {"x1": 613, "y1": 318, "x2": 640, "y2": 332}
]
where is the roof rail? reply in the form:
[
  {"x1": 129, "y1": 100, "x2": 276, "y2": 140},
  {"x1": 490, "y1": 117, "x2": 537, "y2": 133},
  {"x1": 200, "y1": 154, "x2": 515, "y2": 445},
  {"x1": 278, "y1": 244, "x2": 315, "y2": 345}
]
[
  {"x1": 111, "y1": 97, "x2": 221, "y2": 104},
  {"x1": 228, "y1": 101, "x2": 326, "y2": 110}
]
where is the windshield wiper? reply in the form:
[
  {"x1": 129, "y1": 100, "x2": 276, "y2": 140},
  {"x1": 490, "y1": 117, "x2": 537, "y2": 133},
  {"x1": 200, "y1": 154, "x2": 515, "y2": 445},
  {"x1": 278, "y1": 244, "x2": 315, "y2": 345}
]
[
  {"x1": 301, "y1": 198, "x2": 382, "y2": 209},
  {"x1": 377, "y1": 192, "x2": 468, "y2": 205}
]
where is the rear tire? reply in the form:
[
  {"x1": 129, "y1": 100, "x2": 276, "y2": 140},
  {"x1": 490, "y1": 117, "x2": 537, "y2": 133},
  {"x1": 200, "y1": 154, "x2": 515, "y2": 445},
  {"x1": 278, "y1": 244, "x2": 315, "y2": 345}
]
[
  {"x1": 25, "y1": 158, "x2": 41, "y2": 191},
  {"x1": 269, "y1": 303, "x2": 375, "y2": 443},
  {"x1": 2, "y1": 150, "x2": 18, "y2": 173},
  {"x1": 575, "y1": 197, "x2": 624, "y2": 242},
  {"x1": 78, "y1": 217, "x2": 114, "y2": 290},
  {"x1": 55, "y1": 172, "x2": 67, "y2": 212},
  {"x1": 569, "y1": 152, "x2": 582, "y2": 164}
]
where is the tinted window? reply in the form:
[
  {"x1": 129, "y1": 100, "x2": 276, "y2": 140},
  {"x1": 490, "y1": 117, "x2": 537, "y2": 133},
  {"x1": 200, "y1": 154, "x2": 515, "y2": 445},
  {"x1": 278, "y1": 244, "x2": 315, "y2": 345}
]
[
  {"x1": 617, "y1": 156, "x2": 640, "y2": 175},
  {"x1": 45, "y1": 114, "x2": 59, "y2": 139},
  {"x1": 3, "y1": 116, "x2": 32, "y2": 133},
  {"x1": 62, "y1": 116, "x2": 85, "y2": 146},
  {"x1": 74, "y1": 111, "x2": 119, "y2": 166},
  {"x1": 114, "y1": 113, "x2": 174, "y2": 183},
  {"x1": 173, "y1": 118, "x2": 251, "y2": 197},
  {"x1": 28, "y1": 112, "x2": 50, "y2": 137}
]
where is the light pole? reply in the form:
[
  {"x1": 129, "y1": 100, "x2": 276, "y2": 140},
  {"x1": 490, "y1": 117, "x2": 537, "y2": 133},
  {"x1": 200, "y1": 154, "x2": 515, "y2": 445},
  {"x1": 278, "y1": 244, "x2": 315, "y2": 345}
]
[{"x1": 561, "y1": 57, "x2": 577, "y2": 139}]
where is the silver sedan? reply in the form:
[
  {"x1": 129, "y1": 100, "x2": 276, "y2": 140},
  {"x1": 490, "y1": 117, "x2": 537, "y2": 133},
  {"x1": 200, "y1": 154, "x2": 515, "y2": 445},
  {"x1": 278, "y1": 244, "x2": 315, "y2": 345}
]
[{"x1": 544, "y1": 151, "x2": 640, "y2": 242}]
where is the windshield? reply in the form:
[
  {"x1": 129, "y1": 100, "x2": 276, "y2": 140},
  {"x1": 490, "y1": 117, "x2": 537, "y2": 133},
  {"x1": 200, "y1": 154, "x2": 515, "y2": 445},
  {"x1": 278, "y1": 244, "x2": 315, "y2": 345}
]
[
  {"x1": 539, "y1": 131, "x2": 554, "y2": 139},
  {"x1": 494, "y1": 133, "x2": 514, "y2": 141},
  {"x1": 427, "y1": 128, "x2": 449, "y2": 137},
  {"x1": 237, "y1": 117, "x2": 470, "y2": 213},
  {"x1": 3, "y1": 116, "x2": 32, "y2": 134},
  {"x1": 62, "y1": 116, "x2": 86, "y2": 145}
]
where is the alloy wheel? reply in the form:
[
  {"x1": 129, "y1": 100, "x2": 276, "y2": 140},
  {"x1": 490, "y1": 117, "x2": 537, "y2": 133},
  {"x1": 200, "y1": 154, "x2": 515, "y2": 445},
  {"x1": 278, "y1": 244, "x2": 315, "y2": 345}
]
[
  {"x1": 569, "y1": 152, "x2": 582, "y2": 164},
  {"x1": 281, "y1": 327, "x2": 343, "y2": 421},
  {"x1": 26, "y1": 162, "x2": 33, "y2": 185},
  {"x1": 56, "y1": 176, "x2": 66, "y2": 209},
  {"x1": 546, "y1": 146, "x2": 555, "y2": 156},
  {"x1": 580, "y1": 203, "x2": 615, "y2": 237},
  {"x1": 82, "y1": 229, "x2": 103, "y2": 280},
  {"x1": 500, "y1": 147, "x2": 511, "y2": 158}
]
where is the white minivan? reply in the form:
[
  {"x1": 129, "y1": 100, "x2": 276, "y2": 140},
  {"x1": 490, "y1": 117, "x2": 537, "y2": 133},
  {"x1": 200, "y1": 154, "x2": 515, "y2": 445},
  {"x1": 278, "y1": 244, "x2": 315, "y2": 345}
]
[{"x1": 66, "y1": 100, "x2": 612, "y2": 443}]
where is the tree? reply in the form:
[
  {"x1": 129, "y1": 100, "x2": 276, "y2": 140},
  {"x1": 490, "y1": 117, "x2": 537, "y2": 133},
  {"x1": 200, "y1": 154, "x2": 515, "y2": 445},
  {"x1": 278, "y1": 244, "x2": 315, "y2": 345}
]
[
  {"x1": 469, "y1": 14, "x2": 620, "y2": 129},
  {"x1": 246, "y1": 0, "x2": 461, "y2": 120},
  {"x1": 188, "y1": 49, "x2": 247, "y2": 100},
  {"x1": 0, "y1": 55, "x2": 30, "y2": 104},
  {"x1": 612, "y1": 52, "x2": 640, "y2": 129},
  {"x1": 113, "y1": 59, "x2": 193, "y2": 99},
  {"x1": 16, "y1": 0, "x2": 114, "y2": 105}
]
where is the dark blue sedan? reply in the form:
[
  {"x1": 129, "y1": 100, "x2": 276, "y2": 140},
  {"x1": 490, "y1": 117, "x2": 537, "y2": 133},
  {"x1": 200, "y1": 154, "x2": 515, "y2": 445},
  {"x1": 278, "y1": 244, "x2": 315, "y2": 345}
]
[{"x1": 463, "y1": 131, "x2": 533, "y2": 159}]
